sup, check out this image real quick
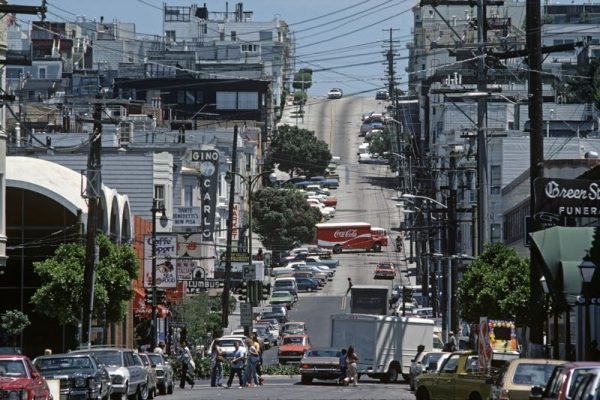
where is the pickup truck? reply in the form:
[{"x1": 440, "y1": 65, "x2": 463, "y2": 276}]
[{"x1": 414, "y1": 351, "x2": 518, "y2": 400}]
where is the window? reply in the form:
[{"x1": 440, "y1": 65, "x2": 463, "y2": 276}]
[
  {"x1": 490, "y1": 165, "x2": 501, "y2": 195},
  {"x1": 177, "y1": 90, "x2": 185, "y2": 104},
  {"x1": 216, "y1": 91, "x2": 238, "y2": 110},
  {"x1": 154, "y1": 185, "x2": 165, "y2": 209},
  {"x1": 238, "y1": 92, "x2": 258, "y2": 109},
  {"x1": 231, "y1": 31, "x2": 237, "y2": 41},
  {"x1": 184, "y1": 185, "x2": 193, "y2": 207},
  {"x1": 201, "y1": 24, "x2": 207, "y2": 34},
  {"x1": 185, "y1": 90, "x2": 196, "y2": 104},
  {"x1": 491, "y1": 223, "x2": 502, "y2": 242},
  {"x1": 38, "y1": 67, "x2": 46, "y2": 79},
  {"x1": 241, "y1": 44, "x2": 259, "y2": 53},
  {"x1": 196, "y1": 90, "x2": 204, "y2": 104},
  {"x1": 165, "y1": 30, "x2": 176, "y2": 43},
  {"x1": 442, "y1": 355, "x2": 460, "y2": 373}
]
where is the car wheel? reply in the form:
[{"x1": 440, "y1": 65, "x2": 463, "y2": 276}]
[
  {"x1": 416, "y1": 388, "x2": 431, "y2": 400},
  {"x1": 301, "y1": 376, "x2": 313, "y2": 385},
  {"x1": 307, "y1": 287, "x2": 313, "y2": 292},
  {"x1": 158, "y1": 383, "x2": 166, "y2": 396},
  {"x1": 148, "y1": 385, "x2": 155, "y2": 399},
  {"x1": 136, "y1": 382, "x2": 148, "y2": 400},
  {"x1": 112, "y1": 389, "x2": 127, "y2": 400},
  {"x1": 372, "y1": 243, "x2": 382, "y2": 252},
  {"x1": 167, "y1": 381, "x2": 174, "y2": 395},
  {"x1": 333, "y1": 245, "x2": 342, "y2": 254}
]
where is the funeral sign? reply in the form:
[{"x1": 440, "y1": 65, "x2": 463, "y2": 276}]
[{"x1": 534, "y1": 178, "x2": 600, "y2": 220}]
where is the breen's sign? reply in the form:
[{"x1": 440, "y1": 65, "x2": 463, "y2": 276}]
[
  {"x1": 534, "y1": 178, "x2": 600, "y2": 221},
  {"x1": 190, "y1": 149, "x2": 220, "y2": 241}
]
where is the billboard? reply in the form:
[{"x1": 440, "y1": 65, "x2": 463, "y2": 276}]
[{"x1": 144, "y1": 234, "x2": 177, "y2": 288}]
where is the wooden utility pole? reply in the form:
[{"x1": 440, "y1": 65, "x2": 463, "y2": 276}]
[
  {"x1": 221, "y1": 125, "x2": 238, "y2": 328},
  {"x1": 476, "y1": 0, "x2": 489, "y2": 254},
  {"x1": 82, "y1": 100, "x2": 103, "y2": 347},
  {"x1": 527, "y1": 0, "x2": 545, "y2": 357}
]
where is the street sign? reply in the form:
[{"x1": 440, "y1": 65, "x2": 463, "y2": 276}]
[
  {"x1": 243, "y1": 264, "x2": 256, "y2": 280},
  {"x1": 240, "y1": 303, "x2": 253, "y2": 327},
  {"x1": 173, "y1": 207, "x2": 201, "y2": 227}
]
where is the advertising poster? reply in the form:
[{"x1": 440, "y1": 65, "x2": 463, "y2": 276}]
[{"x1": 144, "y1": 234, "x2": 177, "y2": 288}]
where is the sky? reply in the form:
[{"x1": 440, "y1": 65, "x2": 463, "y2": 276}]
[{"x1": 15, "y1": 0, "x2": 415, "y2": 96}]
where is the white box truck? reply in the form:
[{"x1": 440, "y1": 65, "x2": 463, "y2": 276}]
[{"x1": 330, "y1": 313, "x2": 434, "y2": 383}]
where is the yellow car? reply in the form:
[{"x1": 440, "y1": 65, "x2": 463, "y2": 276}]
[{"x1": 490, "y1": 358, "x2": 565, "y2": 400}]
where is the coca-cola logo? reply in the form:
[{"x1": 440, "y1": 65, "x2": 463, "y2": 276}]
[{"x1": 334, "y1": 229, "x2": 358, "y2": 238}]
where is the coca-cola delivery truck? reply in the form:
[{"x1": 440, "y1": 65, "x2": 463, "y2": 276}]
[{"x1": 315, "y1": 222, "x2": 389, "y2": 254}]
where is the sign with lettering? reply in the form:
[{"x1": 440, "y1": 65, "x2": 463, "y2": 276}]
[
  {"x1": 240, "y1": 303, "x2": 253, "y2": 327},
  {"x1": 534, "y1": 178, "x2": 600, "y2": 221},
  {"x1": 173, "y1": 207, "x2": 201, "y2": 227},
  {"x1": 190, "y1": 149, "x2": 220, "y2": 241},
  {"x1": 176, "y1": 233, "x2": 203, "y2": 258},
  {"x1": 185, "y1": 279, "x2": 223, "y2": 295},
  {"x1": 219, "y1": 251, "x2": 250, "y2": 263},
  {"x1": 232, "y1": 203, "x2": 240, "y2": 240},
  {"x1": 144, "y1": 234, "x2": 177, "y2": 288}
]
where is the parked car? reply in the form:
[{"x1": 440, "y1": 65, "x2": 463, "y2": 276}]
[
  {"x1": 70, "y1": 347, "x2": 148, "y2": 400},
  {"x1": 358, "y1": 153, "x2": 390, "y2": 165},
  {"x1": 34, "y1": 352, "x2": 112, "y2": 400},
  {"x1": 299, "y1": 348, "x2": 343, "y2": 384},
  {"x1": 490, "y1": 358, "x2": 565, "y2": 400},
  {"x1": 327, "y1": 88, "x2": 343, "y2": 99},
  {"x1": 146, "y1": 352, "x2": 174, "y2": 395},
  {"x1": 137, "y1": 352, "x2": 158, "y2": 399},
  {"x1": 530, "y1": 362, "x2": 600, "y2": 400},
  {"x1": 409, "y1": 351, "x2": 450, "y2": 390},
  {"x1": 283, "y1": 322, "x2": 307, "y2": 336},
  {"x1": 374, "y1": 262, "x2": 396, "y2": 280},
  {"x1": 254, "y1": 324, "x2": 276, "y2": 349},
  {"x1": 278, "y1": 334, "x2": 312, "y2": 364},
  {"x1": 270, "y1": 290, "x2": 295, "y2": 309},
  {"x1": 273, "y1": 277, "x2": 299, "y2": 300},
  {"x1": 375, "y1": 89, "x2": 390, "y2": 100},
  {"x1": 295, "y1": 277, "x2": 320, "y2": 292},
  {"x1": 255, "y1": 319, "x2": 281, "y2": 338},
  {"x1": 0, "y1": 355, "x2": 51, "y2": 400},
  {"x1": 570, "y1": 369, "x2": 600, "y2": 400},
  {"x1": 210, "y1": 336, "x2": 248, "y2": 361}
]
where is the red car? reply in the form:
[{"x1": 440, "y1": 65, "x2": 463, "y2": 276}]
[
  {"x1": 321, "y1": 197, "x2": 337, "y2": 207},
  {"x1": 278, "y1": 334, "x2": 311, "y2": 364},
  {"x1": 531, "y1": 361, "x2": 600, "y2": 400},
  {"x1": 374, "y1": 262, "x2": 396, "y2": 280},
  {"x1": 0, "y1": 355, "x2": 50, "y2": 400}
]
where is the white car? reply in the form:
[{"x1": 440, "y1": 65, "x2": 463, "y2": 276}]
[
  {"x1": 211, "y1": 336, "x2": 248, "y2": 360},
  {"x1": 327, "y1": 88, "x2": 343, "y2": 99},
  {"x1": 307, "y1": 200, "x2": 335, "y2": 218}
]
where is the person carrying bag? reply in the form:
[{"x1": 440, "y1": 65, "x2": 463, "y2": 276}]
[{"x1": 178, "y1": 341, "x2": 195, "y2": 389}]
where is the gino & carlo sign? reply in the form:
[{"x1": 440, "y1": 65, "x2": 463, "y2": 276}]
[{"x1": 190, "y1": 149, "x2": 219, "y2": 241}]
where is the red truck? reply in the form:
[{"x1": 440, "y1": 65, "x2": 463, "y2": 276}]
[{"x1": 315, "y1": 222, "x2": 388, "y2": 253}]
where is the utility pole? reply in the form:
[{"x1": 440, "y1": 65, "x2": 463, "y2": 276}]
[
  {"x1": 446, "y1": 155, "x2": 458, "y2": 338},
  {"x1": 476, "y1": 0, "x2": 489, "y2": 255},
  {"x1": 221, "y1": 125, "x2": 238, "y2": 328},
  {"x1": 384, "y1": 28, "x2": 403, "y2": 190},
  {"x1": 527, "y1": 0, "x2": 545, "y2": 357},
  {"x1": 82, "y1": 99, "x2": 102, "y2": 347}
]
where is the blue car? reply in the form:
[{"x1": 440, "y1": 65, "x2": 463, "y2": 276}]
[{"x1": 295, "y1": 277, "x2": 320, "y2": 292}]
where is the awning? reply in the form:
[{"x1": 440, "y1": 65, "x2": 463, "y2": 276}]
[
  {"x1": 530, "y1": 226, "x2": 600, "y2": 305},
  {"x1": 132, "y1": 287, "x2": 171, "y2": 318}
]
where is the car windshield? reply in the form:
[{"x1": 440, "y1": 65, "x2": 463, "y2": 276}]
[
  {"x1": 216, "y1": 339, "x2": 242, "y2": 347},
  {"x1": 423, "y1": 353, "x2": 445, "y2": 364},
  {"x1": 512, "y1": 363, "x2": 561, "y2": 386},
  {"x1": 148, "y1": 354, "x2": 163, "y2": 365},
  {"x1": 272, "y1": 292, "x2": 289, "y2": 298},
  {"x1": 568, "y1": 368, "x2": 597, "y2": 397},
  {"x1": 35, "y1": 356, "x2": 93, "y2": 371},
  {"x1": 90, "y1": 351, "x2": 122, "y2": 367},
  {"x1": 0, "y1": 360, "x2": 27, "y2": 377},
  {"x1": 307, "y1": 350, "x2": 340, "y2": 357},
  {"x1": 283, "y1": 337, "x2": 305, "y2": 345}
]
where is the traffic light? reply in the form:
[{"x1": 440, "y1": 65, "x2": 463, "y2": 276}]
[
  {"x1": 144, "y1": 288, "x2": 153, "y2": 305},
  {"x1": 248, "y1": 281, "x2": 259, "y2": 306},
  {"x1": 402, "y1": 286, "x2": 413, "y2": 304},
  {"x1": 156, "y1": 289, "x2": 167, "y2": 305},
  {"x1": 260, "y1": 282, "x2": 270, "y2": 301},
  {"x1": 239, "y1": 283, "x2": 249, "y2": 302}
]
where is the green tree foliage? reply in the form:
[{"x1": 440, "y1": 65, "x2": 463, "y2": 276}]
[
  {"x1": 170, "y1": 293, "x2": 231, "y2": 346},
  {"x1": 267, "y1": 125, "x2": 332, "y2": 176},
  {"x1": 368, "y1": 126, "x2": 404, "y2": 172},
  {"x1": 0, "y1": 310, "x2": 30, "y2": 348},
  {"x1": 555, "y1": 59, "x2": 600, "y2": 109},
  {"x1": 252, "y1": 187, "x2": 322, "y2": 252},
  {"x1": 292, "y1": 69, "x2": 313, "y2": 90},
  {"x1": 456, "y1": 242, "x2": 530, "y2": 326},
  {"x1": 31, "y1": 234, "x2": 139, "y2": 326}
]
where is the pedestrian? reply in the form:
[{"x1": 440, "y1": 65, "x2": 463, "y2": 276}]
[
  {"x1": 346, "y1": 346, "x2": 359, "y2": 386},
  {"x1": 226, "y1": 341, "x2": 246, "y2": 389},
  {"x1": 338, "y1": 348, "x2": 347, "y2": 383},
  {"x1": 177, "y1": 341, "x2": 195, "y2": 389},
  {"x1": 252, "y1": 333, "x2": 264, "y2": 385},
  {"x1": 153, "y1": 341, "x2": 165, "y2": 355},
  {"x1": 247, "y1": 340, "x2": 261, "y2": 387},
  {"x1": 43, "y1": 349, "x2": 52, "y2": 355},
  {"x1": 447, "y1": 331, "x2": 457, "y2": 352},
  {"x1": 210, "y1": 341, "x2": 225, "y2": 387},
  {"x1": 345, "y1": 277, "x2": 353, "y2": 296}
]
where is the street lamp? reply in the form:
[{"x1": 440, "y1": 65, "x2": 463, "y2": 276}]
[
  {"x1": 579, "y1": 255, "x2": 597, "y2": 361},
  {"x1": 150, "y1": 199, "x2": 168, "y2": 349},
  {"x1": 401, "y1": 193, "x2": 448, "y2": 210}
]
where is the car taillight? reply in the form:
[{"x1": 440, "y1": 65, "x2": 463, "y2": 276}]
[
  {"x1": 301, "y1": 364, "x2": 310, "y2": 369},
  {"x1": 499, "y1": 389, "x2": 510, "y2": 400}
]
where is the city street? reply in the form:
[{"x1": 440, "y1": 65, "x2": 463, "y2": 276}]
[{"x1": 170, "y1": 375, "x2": 416, "y2": 400}]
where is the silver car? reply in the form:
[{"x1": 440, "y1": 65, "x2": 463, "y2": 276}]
[{"x1": 146, "y1": 353, "x2": 174, "y2": 395}]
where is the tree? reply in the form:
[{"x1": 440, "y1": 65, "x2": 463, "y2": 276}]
[
  {"x1": 292, "y1": 69, "x2": 312, "y2": 91},
  {"x1": 31, "y1": 234, "x2": 139, "y2": 327},
  {"x1": 456, "y1": 242, "x2": 530, "y2": 326},
  {"x1": 267, "y1": 125, "x2": 332, "y2": 176},
  {"x1": 252, "y1": 187, "x2": 322, "y2": 252},
  {"x1": 0, "y1": 310, "x2": 30, "y2": 348}
]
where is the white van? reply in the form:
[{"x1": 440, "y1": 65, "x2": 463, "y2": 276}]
[{"x1": 273, "y1": 277, "x2": 298, "y2": 299}]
